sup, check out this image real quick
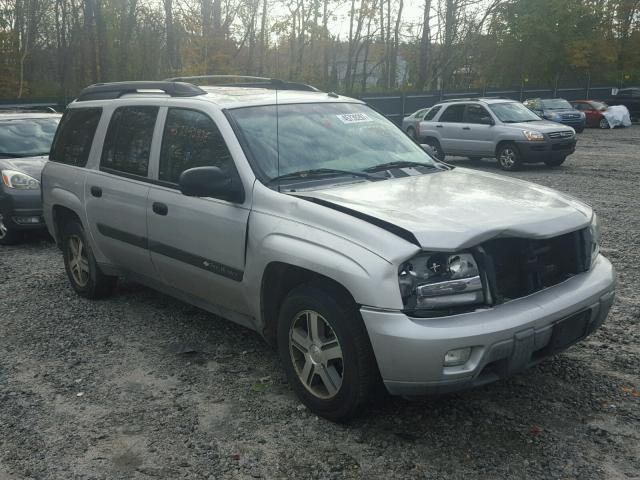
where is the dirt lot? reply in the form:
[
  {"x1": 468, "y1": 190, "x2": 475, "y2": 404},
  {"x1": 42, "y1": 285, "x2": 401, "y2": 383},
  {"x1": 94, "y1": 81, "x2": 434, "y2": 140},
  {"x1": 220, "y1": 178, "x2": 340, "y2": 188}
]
[{"x1": 1, "y1": 126, "x2": 639, "y2": 480}]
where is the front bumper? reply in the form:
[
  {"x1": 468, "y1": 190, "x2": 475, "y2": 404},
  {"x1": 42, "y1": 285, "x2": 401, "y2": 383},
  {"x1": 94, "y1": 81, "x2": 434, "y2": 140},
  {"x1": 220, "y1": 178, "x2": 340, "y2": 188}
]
[
  {"x1": 0, "y1": 186, "x2": 45, "y2": 231},
  {"x1": 361, "y1": 254, "x2": 616, "y2": 396},
  {"x1": 515, "y1": 139, "x2": 576, "y2": 162}
]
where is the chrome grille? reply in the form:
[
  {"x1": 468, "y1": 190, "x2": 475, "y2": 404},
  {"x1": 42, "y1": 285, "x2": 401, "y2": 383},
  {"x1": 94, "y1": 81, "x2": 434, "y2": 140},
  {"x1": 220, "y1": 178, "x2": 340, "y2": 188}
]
[{"x1": 548, "y1": 131, "x2": 574, "y2": 139}]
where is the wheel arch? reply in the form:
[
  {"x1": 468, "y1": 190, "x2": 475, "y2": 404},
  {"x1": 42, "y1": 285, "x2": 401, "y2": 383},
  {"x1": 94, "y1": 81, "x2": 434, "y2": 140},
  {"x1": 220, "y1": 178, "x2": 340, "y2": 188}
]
[
  {"x1": 51, "y1": 204, "x2": 84, "y2": 247},
  {"x1": 260, "y1": 262, "x2": 358, "y2": 346}
]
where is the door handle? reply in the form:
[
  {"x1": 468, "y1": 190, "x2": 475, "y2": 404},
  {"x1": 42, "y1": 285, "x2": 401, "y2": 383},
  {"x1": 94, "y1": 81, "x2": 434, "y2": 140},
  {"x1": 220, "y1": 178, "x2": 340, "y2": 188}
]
[
  {"x1": 152, "y1": 202, "x2": 168, "y2": 216},
  {"x1": 436, "y1": 124, "x2": 443, "y2": 128},
  {"x1": 90, "y1": 186, "x2": 102, "y2": 198},
  {"x1": 462, "y1": 126, "x2": 471, "y2": 130}
]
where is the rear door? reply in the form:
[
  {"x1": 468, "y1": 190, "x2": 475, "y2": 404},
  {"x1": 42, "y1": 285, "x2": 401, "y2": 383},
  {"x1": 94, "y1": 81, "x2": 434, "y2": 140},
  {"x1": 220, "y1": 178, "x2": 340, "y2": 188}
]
[
  {"x1": 435, "y1": 104, "x2": 467, "y2": 154},
  {"x1": 146, "y1": 107, "x2": 251, "y2": 314},
  {"x1": 84, "y1": 105, "x2": 159, "y2": 278},
  {"x1": 462, "y1": 104, "x2": 495, "y2": 155}
]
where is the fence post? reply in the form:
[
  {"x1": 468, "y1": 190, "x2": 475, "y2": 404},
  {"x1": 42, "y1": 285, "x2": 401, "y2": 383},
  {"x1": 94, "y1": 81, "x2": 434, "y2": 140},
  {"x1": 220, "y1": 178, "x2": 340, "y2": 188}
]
[{"x1": 401, "y1": 92, "x2": 406, "y2": 120}]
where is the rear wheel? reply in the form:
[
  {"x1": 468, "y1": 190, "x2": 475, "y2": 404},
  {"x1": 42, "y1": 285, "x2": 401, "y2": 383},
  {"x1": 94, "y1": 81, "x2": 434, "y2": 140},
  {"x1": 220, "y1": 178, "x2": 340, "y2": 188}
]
[
  {"x1": 277, "y1": 283, "x2": 378, "y2": 422},
  {"x1": 0, "y1": 213, "x2": 20, "y2": 245},
  {"x1": 496, "y1": 143, "x2": 522, "y2": 171},
  {"x1": 62, "y1": 220, "x2": 117, "y2": 298},
  {"x1": 544, "y1": 156, "x2": 567, "y2": 167},
  {"x1": 599, "y1": 117, "x2": 609, "y2": 129},
  {"x1": 424, "y1": 138, "x2": 445, "y2": 161}
]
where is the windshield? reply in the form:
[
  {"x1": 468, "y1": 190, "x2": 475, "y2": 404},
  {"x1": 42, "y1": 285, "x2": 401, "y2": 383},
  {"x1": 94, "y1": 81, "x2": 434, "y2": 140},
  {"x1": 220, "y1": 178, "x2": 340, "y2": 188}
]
[
  {"x1": 489, "y1": 102, "x2": 541, "y2": 123},
  {"x1": 0, "y1": 117, "x2": 60, "y2": 158},
  {"x1": 228, "y1": 102, "x2": 437, "y2": 183},
  {"x1": 540, "y1": 99, "x2": 573, "y2": 110}
]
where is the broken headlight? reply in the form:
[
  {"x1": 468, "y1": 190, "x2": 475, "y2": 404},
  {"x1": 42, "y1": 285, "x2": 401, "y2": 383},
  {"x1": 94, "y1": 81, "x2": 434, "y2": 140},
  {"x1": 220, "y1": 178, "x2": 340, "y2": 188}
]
[{"x1": 398, "y1": 252, "x2": 485, "y2": 312}]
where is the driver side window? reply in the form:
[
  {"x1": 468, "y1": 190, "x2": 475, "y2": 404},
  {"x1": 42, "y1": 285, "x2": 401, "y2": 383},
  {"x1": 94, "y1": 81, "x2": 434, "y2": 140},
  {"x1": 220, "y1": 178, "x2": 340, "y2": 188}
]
[{"x1": 159, "y1": 108, "x2": 234, "y2": 185}]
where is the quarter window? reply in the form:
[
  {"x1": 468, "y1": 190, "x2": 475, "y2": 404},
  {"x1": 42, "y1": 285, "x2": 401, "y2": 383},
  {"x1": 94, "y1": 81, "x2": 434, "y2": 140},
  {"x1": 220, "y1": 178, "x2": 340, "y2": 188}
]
[
  {"x1": 100, "y1": 106, "x2": 158, "y2": 177},
  {"x1": 438, "y1": 104, "x2": 465, "y2": 123},
  {"x1": 50, "y1": 108, "x2": 102, "y2": 167},
  {"x1": 159, "y1": 108, "x2": 234, "y2": 184}
]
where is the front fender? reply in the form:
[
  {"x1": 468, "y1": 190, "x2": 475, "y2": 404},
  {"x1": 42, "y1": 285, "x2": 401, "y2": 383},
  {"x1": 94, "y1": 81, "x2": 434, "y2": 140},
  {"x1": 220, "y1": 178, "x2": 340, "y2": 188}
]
[{"x1": 243, "y1": 211, "x2": 407, "y2": 323}]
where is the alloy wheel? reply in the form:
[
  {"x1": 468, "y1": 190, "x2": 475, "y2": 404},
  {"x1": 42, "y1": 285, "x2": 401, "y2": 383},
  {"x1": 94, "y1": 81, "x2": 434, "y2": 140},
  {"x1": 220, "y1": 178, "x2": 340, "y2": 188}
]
[
  {"x1": 68, "y1": 234, "x2": 90, "y2": 287},
  {"x1": 0, "y1": 214, "x2": 7, "y2": 239},
  {"x1": 599, "y1": 118, "x2": 609, "y2": 129},
  {"x1": 289, "y1": 310, "x2": 344, "y2": 399},
  {"x1": 499, "y1": 148, "x2": 516, "y2": 169}
]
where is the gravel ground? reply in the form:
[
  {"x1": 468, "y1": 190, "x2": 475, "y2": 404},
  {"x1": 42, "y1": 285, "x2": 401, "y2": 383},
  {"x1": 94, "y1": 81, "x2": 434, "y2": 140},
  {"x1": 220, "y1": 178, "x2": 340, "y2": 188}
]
[{"x1": 1, "y1": 126, "x2": 639, "y2": 480}]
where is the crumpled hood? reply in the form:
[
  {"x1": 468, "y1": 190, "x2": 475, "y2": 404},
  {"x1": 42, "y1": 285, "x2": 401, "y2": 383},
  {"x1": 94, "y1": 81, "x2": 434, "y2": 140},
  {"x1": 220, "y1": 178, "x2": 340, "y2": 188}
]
[
  {"x1": 298, "y1": 168, "x2": 592, "y2": 250},
  {"x1": 0, "y1": 156, "x2": 47, "y2": 180}
]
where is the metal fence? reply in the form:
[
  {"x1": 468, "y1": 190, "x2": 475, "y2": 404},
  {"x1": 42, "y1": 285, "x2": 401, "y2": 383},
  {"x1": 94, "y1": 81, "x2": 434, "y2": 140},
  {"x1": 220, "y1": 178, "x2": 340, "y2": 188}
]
[
  {"x1": 358, "y1": 85, "x2": 617, "y2": 125},
  {"x1": 0, "y1": 84, "x2": 618, "y2": 124}
]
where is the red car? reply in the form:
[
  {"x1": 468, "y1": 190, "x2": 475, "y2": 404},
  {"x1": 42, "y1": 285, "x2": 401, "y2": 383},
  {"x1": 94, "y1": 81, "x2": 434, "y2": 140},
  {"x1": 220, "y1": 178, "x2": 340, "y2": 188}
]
[{"x1": 570, "y1": 100, "x2": 609, "y2": 128}]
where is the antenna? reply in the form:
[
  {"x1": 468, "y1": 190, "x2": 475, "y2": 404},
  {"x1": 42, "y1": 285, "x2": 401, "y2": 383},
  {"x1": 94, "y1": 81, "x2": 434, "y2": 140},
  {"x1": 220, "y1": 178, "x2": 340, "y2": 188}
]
[{"x1": 276, "y1": 87, "x2": 281, "y2": 192}]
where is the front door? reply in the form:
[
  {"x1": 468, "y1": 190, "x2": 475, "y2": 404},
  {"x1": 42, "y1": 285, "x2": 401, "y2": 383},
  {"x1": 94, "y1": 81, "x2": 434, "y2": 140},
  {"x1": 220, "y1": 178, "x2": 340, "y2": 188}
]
[
  {"x1": 84, "y1": 105, "x2": 159, "y2": 278},
  {"x1": 462, "y1": 104, "x2": 495, "y2": 156},
  {"x1": 147, "y1": 107, "x2": 251, "y2": 314}
]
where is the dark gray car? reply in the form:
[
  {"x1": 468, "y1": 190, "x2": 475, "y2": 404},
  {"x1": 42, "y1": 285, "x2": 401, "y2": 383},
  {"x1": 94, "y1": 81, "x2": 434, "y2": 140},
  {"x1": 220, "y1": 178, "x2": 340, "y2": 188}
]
[{"x1": 0, "y1": 111, "x2": 61, "y2": 244}]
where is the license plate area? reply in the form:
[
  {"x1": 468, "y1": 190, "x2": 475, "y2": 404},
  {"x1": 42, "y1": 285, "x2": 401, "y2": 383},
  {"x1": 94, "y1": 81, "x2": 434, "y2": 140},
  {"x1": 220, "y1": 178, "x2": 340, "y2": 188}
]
[{"x1": 545, "y1": 310, "x2": 590, "y2": 353}]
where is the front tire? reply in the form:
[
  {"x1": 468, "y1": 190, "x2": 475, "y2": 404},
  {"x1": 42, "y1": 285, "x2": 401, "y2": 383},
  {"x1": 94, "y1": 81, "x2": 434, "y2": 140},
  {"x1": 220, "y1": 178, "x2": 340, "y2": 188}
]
[
  {"x1": 496, "y1": 143, "x2": 522, "y2": 171},
  {"x1": 277, "y1": 283, "x2": 378, "y2": 422},
  {"x1": 575, "y1": 126, "x2": 585, "y2": 133},
  {"x1": 62, "y1": 220, "x2": 117, "y2": 298},
  {"x1": 0, "y1": 213, "x2": 20, "y2": 245}
]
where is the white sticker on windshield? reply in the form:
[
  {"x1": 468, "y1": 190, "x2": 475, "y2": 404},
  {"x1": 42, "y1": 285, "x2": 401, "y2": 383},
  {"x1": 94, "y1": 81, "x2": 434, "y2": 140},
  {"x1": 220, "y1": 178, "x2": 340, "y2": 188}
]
[{"x1": 336, "y1": 113, "x2": 373, "y2": 124}]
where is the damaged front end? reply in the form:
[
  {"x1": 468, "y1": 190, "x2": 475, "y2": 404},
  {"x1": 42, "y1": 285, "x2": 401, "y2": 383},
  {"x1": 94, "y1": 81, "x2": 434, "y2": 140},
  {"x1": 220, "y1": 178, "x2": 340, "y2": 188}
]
[{"x1": 399, "y1": 218, "x2": 599, "y2": 318}]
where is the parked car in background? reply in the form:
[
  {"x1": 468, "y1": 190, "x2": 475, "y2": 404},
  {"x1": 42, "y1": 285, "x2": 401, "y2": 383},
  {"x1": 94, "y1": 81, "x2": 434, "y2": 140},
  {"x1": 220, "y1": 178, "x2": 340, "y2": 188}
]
[
  {"x1": 607, "y1": 87, "x2": 640, "y2": 122},
  {"x1": 419, "y1": 98, "x2": 576, "y2": 170},
  {"x1": 570, "y1": 100, "x2": 609, "y2": 129},
  {"x1": 0, "y1": 110, "x2": 61, "y2": 244},
  {"x1": 42, "y1": 79, "x2": 615, "y2": 421},
  {"x1": 401, "y1": 106, "x2": 439, "y2": 139},
  {"x1": 523, "y1": 98, "x2": 586, "y2": 132}
]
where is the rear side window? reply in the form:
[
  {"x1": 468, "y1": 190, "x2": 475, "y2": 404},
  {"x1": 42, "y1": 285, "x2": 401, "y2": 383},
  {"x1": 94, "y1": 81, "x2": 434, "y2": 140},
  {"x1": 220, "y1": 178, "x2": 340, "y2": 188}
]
[
  {"x1": 439, "y1": 104, "x2": 465, "y2": 122},
  {"x1": 424, "y1": 105, "x2": 441, "y2": 121},
  {"x1": 158, "y1": 108, "x2": 234, "y2": 184},
  {"x1": 100, "y1": 106, "x2": 158, "y2": 177},
  {"x1": 50, "y1": 108, "x2": 102, "y2": 167}
]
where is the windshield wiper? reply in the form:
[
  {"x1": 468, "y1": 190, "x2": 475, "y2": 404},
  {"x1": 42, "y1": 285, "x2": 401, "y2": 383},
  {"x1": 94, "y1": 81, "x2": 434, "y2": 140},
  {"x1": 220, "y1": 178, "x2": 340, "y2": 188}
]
[
  {"x1": 267, "y1": 168, "x2": 381, "y2": 185},
  {"x1": 363, "y1": 160, "x2": 440, "y2": 172}
]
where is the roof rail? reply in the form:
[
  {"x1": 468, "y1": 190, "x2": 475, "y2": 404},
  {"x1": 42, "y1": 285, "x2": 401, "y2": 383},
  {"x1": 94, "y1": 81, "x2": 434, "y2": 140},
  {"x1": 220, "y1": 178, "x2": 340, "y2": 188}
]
[
  {"x1": 164, "y1": 75, "x2": 320, "y2": 92},
  {"x1": 439, "y1": 96, "x2": 511, "y2": 103},
  {"x1": 76, "y1": 81, "x2": 207, "y2": 102}
]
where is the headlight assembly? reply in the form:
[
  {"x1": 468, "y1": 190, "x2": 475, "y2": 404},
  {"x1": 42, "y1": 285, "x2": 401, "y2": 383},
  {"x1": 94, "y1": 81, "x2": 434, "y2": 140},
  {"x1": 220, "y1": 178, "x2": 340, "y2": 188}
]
[
  {"x1": 398, "y1": 252, "x2": 485, "y2": 313},
  {"x1": 522, "y1": 130, "x2": 544, "y2": 141},
  {"x1": 1, "y1": 170, "x2": 40, "y2": 190}
]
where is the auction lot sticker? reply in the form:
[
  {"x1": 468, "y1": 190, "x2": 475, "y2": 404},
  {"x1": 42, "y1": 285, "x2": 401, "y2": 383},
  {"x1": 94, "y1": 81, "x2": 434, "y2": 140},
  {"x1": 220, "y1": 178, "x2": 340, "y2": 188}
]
[{"x1": 336, "y1": 113, "x2": 373, "y2": 124}]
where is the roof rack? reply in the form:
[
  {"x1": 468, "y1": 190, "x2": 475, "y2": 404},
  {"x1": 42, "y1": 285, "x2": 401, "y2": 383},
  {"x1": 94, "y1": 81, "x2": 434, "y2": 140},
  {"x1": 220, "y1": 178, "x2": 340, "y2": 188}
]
[
  {"x1": 76, "y1": 81, "x2": 207, "y2": 102},
  {"x1": 164, "y1": 75, "x2": 320, "y2": 92},
  {"x1": 439, "y1": 96, "x2": 511, "y2": 103}
]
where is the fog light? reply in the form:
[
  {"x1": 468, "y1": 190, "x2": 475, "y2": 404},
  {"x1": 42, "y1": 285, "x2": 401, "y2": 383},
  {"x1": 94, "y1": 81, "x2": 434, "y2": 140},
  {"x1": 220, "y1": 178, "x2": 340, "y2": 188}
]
[{"x1": 444, "y1": 347, "x2": 472, "y2": 367}]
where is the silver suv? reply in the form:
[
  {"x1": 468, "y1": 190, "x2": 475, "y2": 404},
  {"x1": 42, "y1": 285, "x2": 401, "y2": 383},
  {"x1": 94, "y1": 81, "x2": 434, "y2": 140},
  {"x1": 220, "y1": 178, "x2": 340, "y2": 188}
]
[
  {"x1": 42, "y1": 79, "x2": 615, "y2": 421},
  {"x1": 419, "y1": 98, "x2": 577, "y2": 170}
]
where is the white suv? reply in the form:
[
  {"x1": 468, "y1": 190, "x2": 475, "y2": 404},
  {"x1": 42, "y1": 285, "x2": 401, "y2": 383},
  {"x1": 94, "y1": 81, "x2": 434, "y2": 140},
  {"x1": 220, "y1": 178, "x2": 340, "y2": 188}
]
[{"x1": 42, "y1": 79, "x2": 615, "y2": 421}]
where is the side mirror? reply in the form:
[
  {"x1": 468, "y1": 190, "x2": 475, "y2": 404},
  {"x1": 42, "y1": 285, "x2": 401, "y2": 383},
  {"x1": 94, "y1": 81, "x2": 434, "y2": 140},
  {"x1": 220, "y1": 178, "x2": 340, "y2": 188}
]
[{"x1": 179, "y1": 166, "x2": 245, "y2": 203}]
